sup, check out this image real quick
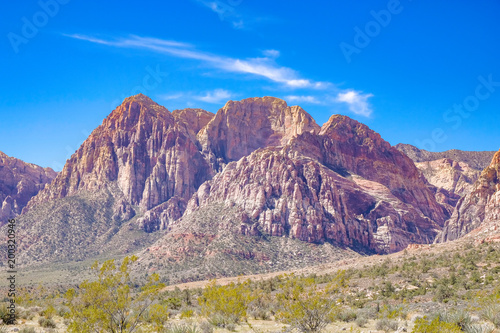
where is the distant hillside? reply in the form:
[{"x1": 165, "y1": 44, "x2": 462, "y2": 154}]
[{"x1": 395, "y1": 143, "x2": 496, "y2": 170}]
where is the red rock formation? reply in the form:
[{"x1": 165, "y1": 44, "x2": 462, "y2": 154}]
[
  {"x1": 438, "y1": 150, "x2": 500, "y2": 242},
  {"x1": 198, "y1": 96, "x2": 320, "y2": 171},
  {"x1": 186, "y1": 114, "x2": 447, "y2": 254},
  {"x1": 18, "y1": 95, "x2": 452, "y2": 263},
  {"x1": 0, "y1": 151, "x2": 56, "y2": 223},
  {"x1": 25, "y1": 94, "x2": 212, "y2": 230}
]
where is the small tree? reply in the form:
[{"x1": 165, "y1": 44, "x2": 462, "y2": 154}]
[
  {"x1": 198, "y1": 280, "x2": 252, "y2": 326},
  {"x1": 65, "y1": 256, "x2": 166, "y2": 333},
  {"x1": 275, "y1": 271, "x2": 348, "y2": 332}
]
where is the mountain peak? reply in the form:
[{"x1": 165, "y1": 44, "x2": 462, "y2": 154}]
[
  {"x1": 198, "y1": 96, "x2": 319, "y2": 169},
  {"x1": 123, "y1": 93, "x2": 156, "y2": 104}
]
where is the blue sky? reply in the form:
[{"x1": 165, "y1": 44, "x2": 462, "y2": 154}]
[{"x1": 1, "y1": 0, "x2": 500, "y2": 171}]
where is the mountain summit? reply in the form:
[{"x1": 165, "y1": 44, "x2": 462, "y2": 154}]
[{"x1": 17, "y1": 95, "x2": 451, "y2": 272}]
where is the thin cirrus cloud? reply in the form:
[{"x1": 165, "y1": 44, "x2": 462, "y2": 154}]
[
  {"x1": 195, "y1": 0, "x2": 245, "y2": 29},
  {"x1": 65, "y1": 34, "x2": 329, "y2": 89},
  {"x1": 196, "y1": 89, "x2": 233, "y2": 103},
  {"x1": 285, "y1": 95, "x2": 321, "y2": 104},
  {"x1": 65, "y1": 34, "x2": 374, "y2": 117},
  {"x1": 158, "y1": 89, "x2": 234, "y2": 104}
]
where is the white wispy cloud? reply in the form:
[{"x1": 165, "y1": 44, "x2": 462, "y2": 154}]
[
  {"x1": 335, "y1": 90, "x2": 374, "y2": 117},
  {"x1": 285, "y1": 95, "x2": 321, "y2": 104},
  {"x1": 158, "y1": 89, "x2": 234, "y2": 104},
  {"x1": 195, "y1": 89, "x2": 233, "y2": 103},
  {"x1": 65, "y1": 34, "x2": 329, "y2": 89},
  {"x1": 66, "y1": 34, "x2": 374, "y2": 117},
  {"x1": 195, "y1": 0, "x2": 245, "y2": 29},
  {"x1": 262, "y1": 49, "x2": 280, "y2": 58},
  {"x1": 159, "y1": 93, "x2": 184, "y2": 100}
]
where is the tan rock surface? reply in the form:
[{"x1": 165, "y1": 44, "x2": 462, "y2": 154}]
[{"x1": 438, "y1": 150, "x2": 500, "y2": 242}]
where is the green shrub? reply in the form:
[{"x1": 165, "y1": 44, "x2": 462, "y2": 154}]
[
  {"x1": 276, "y1": 271, "x2": 347, "y2": 332},
  {"x1": 199, "y1": 280, "x2": 252, "y2": 325},
  {"x1": 179, "y1": 309, "x2": 194, "y2": 319},
  {"x1": 39, "y1": 317, "x2": 57, "y2": 328},
  {"x1": 336, "y1": 308, "x2": 357, "y2": 322},
  {"x1": 165, "y1": 323, "x2": 199, "y2": 333},
  {"x1": 412, "y1": 316, "x2": 461, "y2": 333}
]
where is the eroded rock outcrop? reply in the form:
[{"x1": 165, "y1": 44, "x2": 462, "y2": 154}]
[
  {"x1": 198, "y1": 97, "x2": 320, "y2": 171},
  {"x1": 438, "y1": 150, "x2": 500, "y2": 242},
  {"x1": 0, "y1": 151, "x2": 56, "y2": 224},
  {"x1": 25, "y1": 94, "x2": 213, "y2": 231},
  {"x1": 185, "y1": 114, "x2": 446, "y2": 254}
]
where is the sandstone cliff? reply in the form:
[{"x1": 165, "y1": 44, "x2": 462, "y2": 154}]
[
  {"x1": 437, "y1": 150, "x2": 500, "y2": 242},
  {"x1": 0, "y1": 151, "x2": 56, "y2": 224},
  {"x1": 198, "y1": 96, "x2": 320, "y2": 171},
  {"x1": 25, "y1": 94, "x2": 213, "y2": 230},
  {"x1": 183, "y1": 114, "x2": 446, "y2": 254},
  {"x1": 17, "y1": 95, "x2": 453, "y2": 267}
]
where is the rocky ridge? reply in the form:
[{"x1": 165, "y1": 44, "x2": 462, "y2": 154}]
[
  {"x1": 17, "y1": 95, "x2": 453, "y2": 268},
  {"x1": 0, "y1": 151, "x2": 56, "y2": 224},
  {"x1": 437, "y1": 150, "x2": 500, "y2": 242}
]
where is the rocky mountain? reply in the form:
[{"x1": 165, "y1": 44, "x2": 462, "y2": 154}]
[
  {"x1": 18, "y1": 95, "x2": 215, "y2": 263},
  {"x1": 17, "y1": 95, "x2": 450, "y2": 270},
  {"x1": 0, "y1": 151, "x2": 56, "y2": 224},
  {"x1": 145, "y1": 113, "x2": 446, "y2": 260},
  {"x1": 437, "y1": 150, "x2": 500, "y2": 243},
  {"x1": 198, "y1": 96, "x2": 320, "y2": 172},
  {"x1": 395, "y1": 143, "x2": 496, "y2": 170},
  {"x1": 396, "y1": 144, "x2": 496, "y2": 215}
]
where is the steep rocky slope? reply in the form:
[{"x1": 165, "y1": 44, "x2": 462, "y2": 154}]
[
  {"x1": 437, "y1": 150, "x2": 500, "y2": 242},
  {"x1": 198, "y1": 96, "x2": 320, "y2": 171},
  {"x1": 168, "y1": 114, "x2": 446, "y2": 258},
  {"x1": 17, "y1": 95, "x2": 214, "y2": 264},
  {"x1": 17, "y1": 95, "x2": 450, "y2": 268},
  {"x1": 0, "y1": 151, "x2": 56, "y2": 224},
  {"x1": 396, "y1": 144, "x2": 496, "y2": 214}
]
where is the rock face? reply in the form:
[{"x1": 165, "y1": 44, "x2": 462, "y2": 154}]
[
  {"x1": 186, "y1": 114, "x2": 446, "y2": 254},
  {"x1": 437, "y1": 150, "x2": 500, "y2": 242},
  {"x1": 0, "y1": 151, "x2": 56, "y2": 224},
  {"x1": 396, "y1": 144, "x2": 495, "y2": 214},
  {"x1": 25, "y1": 94, "x2": 213, "y2": 231},
  {"x1": 198, "y1": 96, "x2": 320, "y2": 171},
  {"x1": 415, "y1": 159, "x2": 481, "y2": 197},
  {"x1": 18, "y1": 95, "x2": 453, "y2": 267}
]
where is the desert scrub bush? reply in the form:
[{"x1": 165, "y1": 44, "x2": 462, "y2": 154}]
[
  {"x1": 198, "y1": 320, "x2": 213, "y2": 333},
  {"x1": 481, "y1": 303, "x2": 500, "y2": 328},
  {"x1": 355, "y1": 316, "x2": 368, "y2": 328},
  {"x1": 247, "y1": 288, "x2": 273, "y2": 320},
  {"x1": 19, "y1": 328, "x2": 36, "y2": 333},
  {"x1": 65, "y1": 256, "x2": 166, "y2": 333},
  {"x1": 38, "y1": 317, "x2": 57, "y2": 328},
  {"x1": 275, "y1": 270, "x2": 348, "y2": 332},
  {"x1": 165, "y1": 323, "x2": 199, "y2": 333},
  {"x1": 179, "y1": 308, "x2": 194, "y2": 319},
  {"x1": 143, "y1": 303, "x2": 170, "y2": 332},
  {"x1": 378, "y1": 304, "x2": 407, "y2": 320},
  {"x1": 335, "y1": 308, "x2": 357, "y2": 322},
  {"x1": 198, "y1": 279, "x2": 252, "y2": 326},
  {"x1": 412, "y1": 316, "x2": 461, "y2": 333},
  {"x1": 376, "y1": 318, "x2": 399, "y2": 332},
  {"x1": 42, "y1": 304, "x2": 57, "y2": 319},
  {"x1": 0, "y1": 303, "x2": 14, "y2": 324}
]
